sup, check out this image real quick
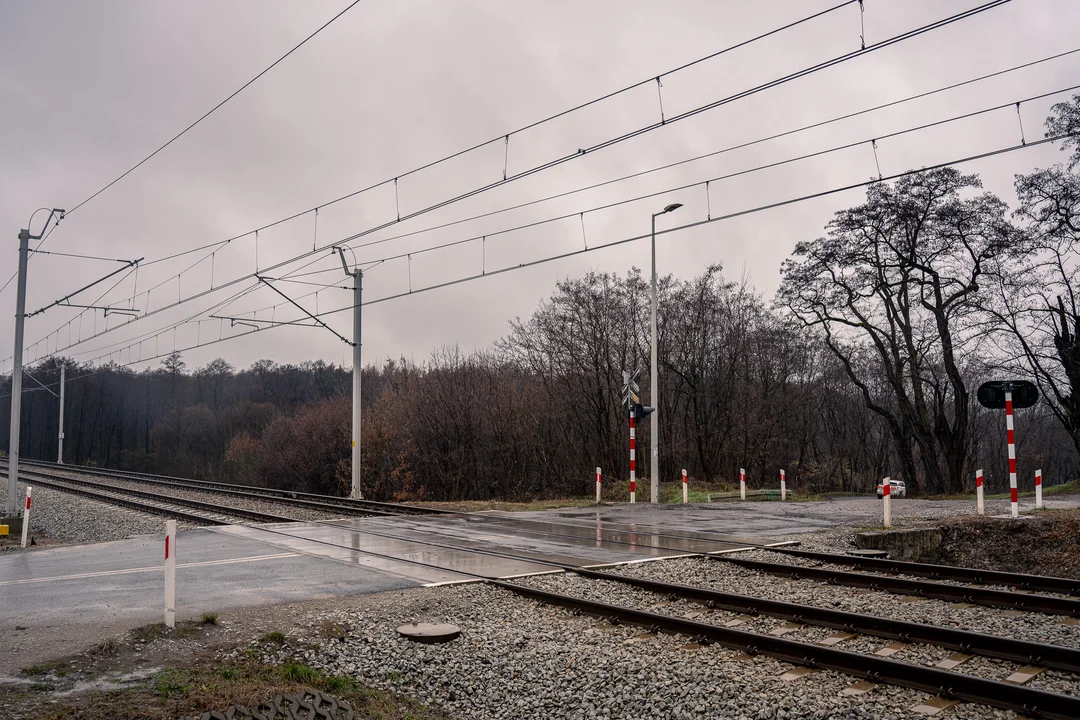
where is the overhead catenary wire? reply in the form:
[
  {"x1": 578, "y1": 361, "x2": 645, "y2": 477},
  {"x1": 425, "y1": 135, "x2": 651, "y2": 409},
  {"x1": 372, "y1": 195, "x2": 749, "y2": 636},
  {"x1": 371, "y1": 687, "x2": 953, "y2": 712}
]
[
  {"x1": 14, "y1": 130, "x2": 1070, "y2": 388},
  {"x1": 63, "y1": 0, "x2": 364, "y2": 218},
  {"x1": 15, "y1": 74, "x2": 1070, "y2": 370},
  {"x1": 270, "y1": 45, "x2": 1080, "y2": 280},
  {"x1": 71, "y1": 1, "x2": 864, "y2": 285},
  {"x1": 9, "y1": 0, "x2": 1018, "y2": 366}
]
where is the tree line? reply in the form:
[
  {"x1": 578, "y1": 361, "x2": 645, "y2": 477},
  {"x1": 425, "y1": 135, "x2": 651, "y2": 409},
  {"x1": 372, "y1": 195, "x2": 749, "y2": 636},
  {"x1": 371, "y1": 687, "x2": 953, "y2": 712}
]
[{"x1": 3, "y1": 96, "x2": 1080, "y2": 500}]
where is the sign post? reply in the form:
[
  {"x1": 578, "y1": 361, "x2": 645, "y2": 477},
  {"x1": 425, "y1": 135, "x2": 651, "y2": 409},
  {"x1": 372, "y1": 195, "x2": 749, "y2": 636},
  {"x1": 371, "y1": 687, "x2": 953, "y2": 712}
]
[
  {"x1": 780, "y1": 469, "x2": 786, "y2": 501},
  {"x1": 740, "y1": 468, "x2": 746, "y2": 501},
  {"x1": 1035, "y1": 468, "x2": 1043, "y2": 509},
  {"x1": 977, "y1": 380, "x2": 1038, "y2": 520},
  {"x1": 621, "y1": 371, "x2": 654, "y2": 505},
  {"x1": 682, "y1": 469, "x2": 688, "y2": 504},
  {"x1": 595, "y1": 467, "x2": 602, "y2": 504}
]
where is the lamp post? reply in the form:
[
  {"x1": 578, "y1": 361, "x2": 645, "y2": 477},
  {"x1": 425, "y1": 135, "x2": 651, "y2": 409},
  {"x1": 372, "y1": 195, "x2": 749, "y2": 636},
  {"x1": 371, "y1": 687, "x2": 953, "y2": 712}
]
[
  {"x1": 650, "y1": 202, "x2": 682, "y2": 504},
  {"x1": 5, "y1": 209, "x2": 63, "y2": 521}
]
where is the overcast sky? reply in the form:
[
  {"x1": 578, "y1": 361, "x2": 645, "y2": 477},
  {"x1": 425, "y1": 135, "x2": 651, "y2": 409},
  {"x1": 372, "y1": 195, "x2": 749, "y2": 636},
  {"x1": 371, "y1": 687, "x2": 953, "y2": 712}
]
[{"x1": 2, "y1": 0, "x2": 1078, "y2": 377}]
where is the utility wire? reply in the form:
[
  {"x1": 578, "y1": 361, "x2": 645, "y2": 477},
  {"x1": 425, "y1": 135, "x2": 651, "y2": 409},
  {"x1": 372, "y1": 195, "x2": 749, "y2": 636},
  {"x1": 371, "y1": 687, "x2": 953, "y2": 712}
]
[
  {"x1": 65, "y1": 0, "x2": 363, "y2": 217},
  {"x1": 24, "y1": 56, "x2": 1057, "y2": 369},
  {"x1": 13, "y1": 0, "x2": 1012, "y2": 363},
  {"x1": 331, "y1": 51, "x2": 1080, "y2": 260},
  {"x1": 20, "y1": 130, "x2": 1069, "y2": 385},
  {"x1": 353, "y1": 85, "x2": 1080, "y2": 268}
]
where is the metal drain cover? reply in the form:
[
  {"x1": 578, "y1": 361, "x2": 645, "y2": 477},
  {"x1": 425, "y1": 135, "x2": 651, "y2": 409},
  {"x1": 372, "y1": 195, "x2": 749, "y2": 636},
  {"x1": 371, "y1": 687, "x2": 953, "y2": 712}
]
[{"x1": 396, "y1": 622, "x2": 460, "y2": 643}]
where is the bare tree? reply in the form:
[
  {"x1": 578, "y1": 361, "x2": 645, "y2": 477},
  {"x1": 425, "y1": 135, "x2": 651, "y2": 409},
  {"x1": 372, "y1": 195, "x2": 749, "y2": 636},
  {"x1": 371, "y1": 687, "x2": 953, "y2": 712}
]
[{"x1": 778, "y1": 168, "x2": 1016, "y2": 493}]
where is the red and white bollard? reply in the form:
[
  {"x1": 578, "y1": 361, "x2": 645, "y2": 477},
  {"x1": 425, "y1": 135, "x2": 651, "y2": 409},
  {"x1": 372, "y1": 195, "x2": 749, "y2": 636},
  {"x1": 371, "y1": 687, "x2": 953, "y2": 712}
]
[
  {"x1": 780, "y1": 469, "x2": 787, "y2": 501},
  {"x1": 682, "y1": 469, "x2": 688, "y2": 504},
  {"x1": 595, "y1": 467, "x2": 602, "y2": 504},
  {"x1": 1006, "y1": 389, "x2": 1018, "y2": 518},
  {"x1": 1035, "y1": 468, "x2": 1043, "y2": 509},
  {"x1": 20, "y1": 486, "x2": 32, "y2": 549},
  {"x1": 976, "y1": 469, "x2": 984, "y2": 515},
  {"x1": 740, "y1": 468, "x2": 746, "y2": 501},
  {"x1": 882, "y1": 476, "x2": 892, "y2": 527},
  {"x1": 629, "y1": 411, "x2": 637, "y2": 504},
  {"x1": 164, "y1": 519, "x2": 176, "y2": 628}
]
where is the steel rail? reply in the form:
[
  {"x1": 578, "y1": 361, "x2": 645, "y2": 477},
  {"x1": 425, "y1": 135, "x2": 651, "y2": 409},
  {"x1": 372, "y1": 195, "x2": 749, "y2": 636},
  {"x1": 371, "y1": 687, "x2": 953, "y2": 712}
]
[
  {"x1": 768, "y1": 547, "x2": 1080, "y2": 596},
  {"x1": 715, "y1": 556, "x2": 1080, "y2": 617},
  {"x1": 18, "y1": 463, "x2": 407, "y2": 518},
  {"x1": 14, "y1": 458, "x2": 453, "y2": 515},
  {"x1": 493, "y1": 580, "x2": 1080, "y2": 720},
  {"x1": 4, "y1": 474, "x2": 234, "y2": 526},
  {"x1": 576, "y1": 567, "x2": 1080, "y2": 672},
  {"x1": 6, "y1": 469, "x2": 306, "y2": 525}
]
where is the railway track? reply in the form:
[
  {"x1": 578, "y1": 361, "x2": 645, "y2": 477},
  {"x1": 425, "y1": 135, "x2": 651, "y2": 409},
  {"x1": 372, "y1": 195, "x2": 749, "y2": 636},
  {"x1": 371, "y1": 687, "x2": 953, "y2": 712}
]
[
  {"x1": 496, "y1": 576, "x2": 1080, "y2": 720},
  {"x1": 0, "y1": 469, "x2": 299, "y2": 526},
  {"x1": 7, "y1": 461, "x2": 1080, "y2": 715},
  {"x1": 11, "y1": 458, "x2": 449, "y2": 516}
]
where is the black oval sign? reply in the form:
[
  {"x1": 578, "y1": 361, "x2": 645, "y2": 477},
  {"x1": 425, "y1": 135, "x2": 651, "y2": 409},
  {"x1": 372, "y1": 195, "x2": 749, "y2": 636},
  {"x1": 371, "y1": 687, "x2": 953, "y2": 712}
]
[{"x1": 977, "y1": 380, "x2": 1039, "y2": 410}]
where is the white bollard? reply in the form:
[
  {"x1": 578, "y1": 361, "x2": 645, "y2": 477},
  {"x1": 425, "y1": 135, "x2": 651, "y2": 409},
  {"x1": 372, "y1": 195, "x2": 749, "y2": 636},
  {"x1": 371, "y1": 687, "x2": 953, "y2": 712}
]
[
  {"x1": 976, "y1": 469, "x2": 984, "y2": 515},
  {"x1": 682, "y1": 469, "x2": 688, "y2": 504},
  {"x1": 20, "y1": 486, "x2": 32, "y2": 549},
  {"x1": 882, "y1": 476, "x2": 892, "y2": 528},
  {"x1": 1035, "y1": 468, "x2": 1043, "y2": 509},
  {"x1": 780, "y1": 469, "x2": 787, "y2": 501},
  {"x1": 740, "y1": 468, "x2": 746, "y2": 501},
  {"x1": 164, "y1": 520, "x2": 176, "y2": 628},
  {"x1": 596, "y1": 467, "x2": 602, "y2": 504}
]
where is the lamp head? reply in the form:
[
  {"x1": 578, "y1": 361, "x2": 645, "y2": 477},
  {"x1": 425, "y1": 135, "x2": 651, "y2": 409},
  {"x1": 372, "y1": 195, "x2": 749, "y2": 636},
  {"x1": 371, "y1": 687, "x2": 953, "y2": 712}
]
[{"x1": 663, "y1": 203, "x2": 683, "y2": 213}]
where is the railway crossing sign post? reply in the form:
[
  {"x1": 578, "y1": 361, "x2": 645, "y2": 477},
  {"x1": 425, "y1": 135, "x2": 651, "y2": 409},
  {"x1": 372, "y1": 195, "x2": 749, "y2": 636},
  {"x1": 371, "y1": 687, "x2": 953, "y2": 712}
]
[
  {"x1": 977, "y1": 380, "x2": 1039, "y2": 518},
  {"x1": 622, "y1": 371, "x2": 654, "y2": 504},
  {"x1": 623, "y1": 371, "x2": 639, "y2": 503}
]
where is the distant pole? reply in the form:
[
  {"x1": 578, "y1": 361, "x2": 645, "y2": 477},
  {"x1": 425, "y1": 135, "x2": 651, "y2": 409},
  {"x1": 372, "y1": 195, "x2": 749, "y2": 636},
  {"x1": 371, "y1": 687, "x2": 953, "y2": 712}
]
[
  {"x1": 57, "y1": 365, "x2": 66, "y2": 464},
  {"x1": 1035, "y1": 468, "x2": 1043, "y2": 509},
  {"x1": 976, "y1": 469, "x2": 984, "y2": 515},
  {"x1": 740, "y1": 467, "x2": 746, "y2": 501},
  {"x1": 335, "y1": 247, "x2": 363, "y2": 500},
  {"x1": 595, "y1": 467, "x2": 602, "y2": 504},
  {"x1": 350, "y1": 269, "x2": 362, "y2": 500},
  {"x1": 682, "y1": 468, "x2": 688, "y2": 504},
  {"x1": 5, "y1": 230, "x2": 29, "y2": 518},
  {"x1": 1006, "y1": 388, "x2": 1018, "y2": 518},
  {"x1": 164, "y1": 519, "x2": 176, "y2": 628},
  {"x1": 780, "y1": 469, "x2": 787, "y2": 501},
  {"x1": 629, "y1": 408, "x2": 637, "y2": 503},
  {"x1": 882, "y1": 476, "x2": 892, "y2": 527},
  {"x1": 20, "y1": 486, "x2": 31, "y2": 548}
]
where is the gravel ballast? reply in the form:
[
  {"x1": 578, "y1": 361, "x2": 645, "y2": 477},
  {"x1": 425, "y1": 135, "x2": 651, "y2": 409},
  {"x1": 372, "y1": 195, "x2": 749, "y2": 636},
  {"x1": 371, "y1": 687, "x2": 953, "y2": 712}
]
[
  {"x1": 0, "y1": 476, "x2": 193, "y2": 545},
  {"x1": 240, "y1": 578, "x2": 1046, "y2": 720}
]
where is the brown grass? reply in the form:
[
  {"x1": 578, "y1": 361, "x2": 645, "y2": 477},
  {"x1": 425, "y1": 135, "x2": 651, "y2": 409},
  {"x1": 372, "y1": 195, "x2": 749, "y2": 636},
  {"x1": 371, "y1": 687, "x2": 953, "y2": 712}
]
[{"x1": 5, "y1": 657, "x2": 451, "y2": 720}]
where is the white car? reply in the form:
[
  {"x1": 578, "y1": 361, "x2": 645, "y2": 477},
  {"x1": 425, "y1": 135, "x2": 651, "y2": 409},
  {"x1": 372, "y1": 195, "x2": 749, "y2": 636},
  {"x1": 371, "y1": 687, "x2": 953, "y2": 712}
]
[{"x1": 876, "y1": 480, "x2": 906, "y2": 498}]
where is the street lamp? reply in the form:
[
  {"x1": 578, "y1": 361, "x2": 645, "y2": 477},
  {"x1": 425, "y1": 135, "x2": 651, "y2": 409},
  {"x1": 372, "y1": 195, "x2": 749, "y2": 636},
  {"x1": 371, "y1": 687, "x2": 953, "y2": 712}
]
[{"x1": 649, "y1": 202, "x2": 681, "y2": 504}]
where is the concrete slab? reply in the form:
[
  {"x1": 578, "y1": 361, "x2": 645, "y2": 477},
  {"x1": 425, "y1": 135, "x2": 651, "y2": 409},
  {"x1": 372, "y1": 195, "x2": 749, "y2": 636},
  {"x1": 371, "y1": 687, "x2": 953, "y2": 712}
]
[{"x1": 0, "y1": 528, "x2": 423, "y2": 628}]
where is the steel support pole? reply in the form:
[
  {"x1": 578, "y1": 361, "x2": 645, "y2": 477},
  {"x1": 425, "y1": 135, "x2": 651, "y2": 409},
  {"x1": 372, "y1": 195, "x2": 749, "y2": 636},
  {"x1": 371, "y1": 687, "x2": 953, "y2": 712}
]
[
  {"x1": 351, "y1": 271, "x2": 363, "y2": 500},
  {"x1": 5, "y1": 230, "x2": 29, "y2": 517},
  {"x1": 649, "y1": 214, "x2": 659, "y2": 504},
  {"x1": 57, "y1": 364, "x2": 66, "y2": 464}
]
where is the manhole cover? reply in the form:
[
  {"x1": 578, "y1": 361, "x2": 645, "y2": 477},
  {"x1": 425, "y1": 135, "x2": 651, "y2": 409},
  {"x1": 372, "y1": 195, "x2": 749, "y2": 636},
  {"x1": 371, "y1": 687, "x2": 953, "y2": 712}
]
[{"x1": 396, "y1": 622, "x2": 461, "y2": 643}]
